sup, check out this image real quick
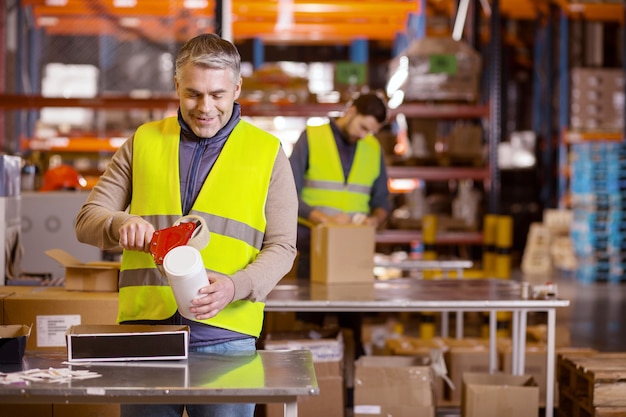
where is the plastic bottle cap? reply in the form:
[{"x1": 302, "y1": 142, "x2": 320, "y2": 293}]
[{"x1": 163, "y1": 245, "x2": 203, "y2": 279}]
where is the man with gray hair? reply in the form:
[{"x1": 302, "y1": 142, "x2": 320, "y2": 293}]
[{"x1": 75, "y1": 33, "x2": 298, "y2": 417}]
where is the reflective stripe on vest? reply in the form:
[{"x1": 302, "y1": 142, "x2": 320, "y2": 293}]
[
  {"x1": 119, "y1": 117, "x2": 279, "y2": 337},
  {"x1": 301, "y1": 123, "x2": 380, "y2": 217}
]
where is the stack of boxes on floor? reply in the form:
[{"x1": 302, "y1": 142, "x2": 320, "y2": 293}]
[
  {"x1": 569, "y1": 67, "x2": 625, "y2": 284},
  {"x1": 570, "y1": 141, "x2": 626, "y2": 283},
  {"x1": 263, "y1": 222, "x2": 556, "y2": 417},
  {"x1": 263, "y1": 308, "x2": 578, "y2": 417}
]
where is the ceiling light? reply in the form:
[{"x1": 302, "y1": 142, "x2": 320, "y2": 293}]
[
  {"x1": 113, "y1": 0, "x2": 137, "y2": 7},
  {"x1": 386, "y1": 55, "x2": 409, "y2": 97},
  {"x1": 119, "y1": 17, "x2": 140, "y2": 28},
  {"x1": 37, "y1": 17, "x2": 59, "y2": 27},
  {"x1": 184, "y1": 0, "x2": 208, "y2": 9},
  {"x1": 45, "y1": 0, "x2": 68, "y2": 6}
]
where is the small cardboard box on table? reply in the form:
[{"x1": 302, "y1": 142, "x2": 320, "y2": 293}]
[
  {"x1": 66, "y1": 324, "x2": 189, "y2": 362},
  {"x1": 45, "y1": 249, "x2": 120, "y2": 292},
  {"x1": 311, "y1": 224, "x2": 375, "y2": 285},
  {"x1": 0, "y1": 324, "x2": 31, "y2": 363},
  {"x1": 354, "y1": 355, "x2": 435, "y2": 417},
  {"x1": 462, "y1": 372, "x2": 539, "y2": 417}
]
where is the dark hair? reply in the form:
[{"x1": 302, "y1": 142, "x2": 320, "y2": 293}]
[
  {"x1": 175, "y1": 33, "x2": 241, "y2": 85},
  {"x1": 349, "y1": 92, "x2": 388, "y2": 124}
]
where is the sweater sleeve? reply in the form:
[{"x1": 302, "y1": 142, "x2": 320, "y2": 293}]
[
  {"x1": 74, "y1": 137, "x2": 139, "y2": 251},
  {"x1": 229, "y1": 147, "x2": 298, "y2": 302}
]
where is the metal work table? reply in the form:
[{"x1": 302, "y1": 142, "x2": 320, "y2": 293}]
[
  {"x1": 265, "y1": 278, "x2": 569, "y2": 417},
  {"x1": 0, "y1": 349, "x2": 318, "y2": 417}
]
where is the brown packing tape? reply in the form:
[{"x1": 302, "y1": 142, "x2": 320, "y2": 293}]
[{"x1": 173, "y1": 214, "x2": 211, "y2": 251}]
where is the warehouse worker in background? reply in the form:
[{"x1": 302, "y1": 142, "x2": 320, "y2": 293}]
[
  {"x1": 289, "y1": 91, "x2": 391, "y2": 280},
  {"x1": 289, "y1": 92, "x2": 390, "y2": 358},
  {"x1": 75, "y1": 33, "x2": 297, "y2": 417}
]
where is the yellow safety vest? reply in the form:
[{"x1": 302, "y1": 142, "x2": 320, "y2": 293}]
[
  {"x1": 118, "y1": 116, "x2": 280, "y2": 337},
  {"x1": 301, "y1": 123, "x2": 381, "y2": 219}
]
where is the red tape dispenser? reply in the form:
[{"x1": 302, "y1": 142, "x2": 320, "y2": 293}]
[
  {"x1": 149, "y1": 215, "x2": 210, "y2": 266},
  {"x1": 150, "y1": 222, "x2": 197, "y2": 266}
]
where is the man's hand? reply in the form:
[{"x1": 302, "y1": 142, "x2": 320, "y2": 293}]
[
  {"x1": 190, "y1": 271, "x2": 235, "y2": 320},
  {"x1": 119, "y1": 217, "x2": 155, "y2": 252},
  {"x1": 328, "y1": 212, "x2": 352, "y2": 224}
]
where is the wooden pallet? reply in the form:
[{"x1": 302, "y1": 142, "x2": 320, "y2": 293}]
[
  {"x1": 596, "y1": 407, "x2": 626, "y2": 417},
  {"x1": 558, "y1": 388, "x2": 594, "y2": 417},
  {"x1": 558, "y1": 353, "x2": 626, "y2": 411}
]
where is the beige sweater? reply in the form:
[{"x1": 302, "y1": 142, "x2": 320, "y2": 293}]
[{"x1": 75, "y1": 133, "x2": 298, "y2": 303}]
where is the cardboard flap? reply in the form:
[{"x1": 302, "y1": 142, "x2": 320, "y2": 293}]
[
  {"x1": 86, "y1": 261, "x2": 121, "y2": 269},
  {"x1": 0, "y1": 324, "x2": 32, "y2": 338},
  {"x1": 45, "y1": 249, "x2": 83, "y2": 267}
]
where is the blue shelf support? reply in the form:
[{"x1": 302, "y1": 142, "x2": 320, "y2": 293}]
[
  {"x1": 349, "y1": 39, "x2": 368, "y2": 64},
  {"x1": 487, "y1": 0, "x2": 502, "y2": 214},
  {"x1": 392, "y1": 32, "x2": 410, "y2": 58},
  {"x1": 253, "y1": 38, "x2": 264, "y2": 70},
  {"x1": 558, "y1": 12, "x2": 569, "y2": 209},
  {"x1": 532, "y1": 7, "x2": 556, "y2": 209}
]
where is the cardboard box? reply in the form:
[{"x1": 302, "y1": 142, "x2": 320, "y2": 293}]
[
  {"x1": 501, "y1": 342, "x2": 597, "y2": 407},
  {"x1": 445, "y1": 338, "x2": 492, "y2": 404},
  {"x1": 3, "y1": 287, "x2": 119, "y2": 351},
  {"x1": 500, "y1": 341, "x2": 547, "y2": 406},
  {"x1": 262, "y1": 328, "x2": 344, "y2": 362},
  {"x1": 45, "y1": 249, "x2": 119, "y2": 292},
  {"x1": 66, "y1": 324, "x2": 189, "y2": 362},
  {"x1": 462, "y1": 372, "x2": 539, "y2": 417},
  {"x1": 0, "y1": 291, "x2": 13, "y2": 324},
  {"x1": 0, "y1": 403, "x2": 119, "y2": 417},
  {"x1": 263, "y1": 329, "x2": 344, "y2": 417},
  {"x1": 311, "y1": 224, "x2": 375, "y2": 285},
  {"x1": 0, "y1": 324, "x2": 31, "y2": 363},
  {"x1": 354, "y1": 355, "x2": 435, "y2": 417},
  {"x1": 383, "y1": 336, "x2": 448, "y2": 403},
  {"x1": 266, "y1": 360, "x2": 343, "y2": 417}
]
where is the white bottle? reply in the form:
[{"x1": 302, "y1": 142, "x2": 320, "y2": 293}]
[{"x1": 162, "y1": 245, "x2": 207, "y2": 320}]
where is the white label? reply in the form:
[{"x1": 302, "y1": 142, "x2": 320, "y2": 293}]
[
  {"x1": 353, "y1": 405, "x2": 381, "y2": 414},
  {"x1": 36, "y1": 315, "x2": 81, "y2": 347}
]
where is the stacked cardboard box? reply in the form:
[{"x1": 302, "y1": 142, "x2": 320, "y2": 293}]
[
  {"x1": 570, "y1": 68, "x2": 624, "y2": 129},
  {"x1": 570, "y1": 68, "x2": 624, "y2": 131},
  {"x1": 0, "y1": 286, "x2": 120, "y2": 417},
  {"x1": 262, "y1": 329, "x2": 345, "y2": 417},
  {"x1": 462, "y1": 373, "x2": 539, "y2": 417},
  {"x1": 354, "y1": 355, "x2": 435, "y2": 417}
]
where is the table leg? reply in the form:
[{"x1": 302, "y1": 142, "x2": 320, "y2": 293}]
[
  {"x1": 545, "y1": 309, "x2": 556, "y2": 417},
  {"x1": 512, "y1": 311, "x2": 519, "y2": 374},
  {"x1": 284, "y1": 400, "x2": 298, "y2": 417},
  {"x1": 456, "y1": 310, "x2": 463, "y2": 339},
  {"x1": 489, "y1": 311, "x2": 497, "y2": 373},
  {"x1": 511, "y1": 310, "x2": 527, "y2": 375}
]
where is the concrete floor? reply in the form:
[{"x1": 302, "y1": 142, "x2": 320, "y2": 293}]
[{"x1": 540, "y1": 271, "x2": 626, "y2": 352}]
